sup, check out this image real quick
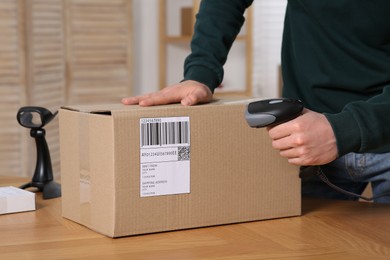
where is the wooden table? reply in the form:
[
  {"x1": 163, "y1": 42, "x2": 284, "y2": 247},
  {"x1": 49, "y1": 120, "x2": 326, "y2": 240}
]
[{"x1": 1, "y1": 177, "x2": 390, "y2": 259}]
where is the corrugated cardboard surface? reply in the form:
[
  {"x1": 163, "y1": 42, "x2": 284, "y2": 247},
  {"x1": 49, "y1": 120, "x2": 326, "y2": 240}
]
[{"x1": 59, "y1": 99, "x2": 301, "y2": 237}]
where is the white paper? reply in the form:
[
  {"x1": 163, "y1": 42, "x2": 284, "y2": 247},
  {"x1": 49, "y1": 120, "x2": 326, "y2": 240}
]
[{"x1": 0, "y1": 186, "x2": 36, "y2": 214}]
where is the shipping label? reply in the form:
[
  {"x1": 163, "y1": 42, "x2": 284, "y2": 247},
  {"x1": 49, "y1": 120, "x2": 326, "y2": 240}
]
[{"x1": 140, "y1": 117, "x2": 190, "y2": 197}]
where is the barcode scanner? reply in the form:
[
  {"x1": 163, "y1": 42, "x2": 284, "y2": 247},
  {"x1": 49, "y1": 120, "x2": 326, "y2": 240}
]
[{"x1": 245, "y1": 98, "x2": 304, "y2": 128}]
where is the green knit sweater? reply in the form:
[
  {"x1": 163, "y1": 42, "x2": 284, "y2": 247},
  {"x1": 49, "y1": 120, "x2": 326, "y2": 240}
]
[{"x1": 183, "y1": 0, "x2": 390, "y2": 157}]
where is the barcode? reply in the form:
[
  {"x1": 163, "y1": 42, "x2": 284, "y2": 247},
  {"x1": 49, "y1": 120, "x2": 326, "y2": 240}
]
[
  {"x1": 178, "y1": 146, "x2": 190, "y2": 161},
  {"x1": 141, "y1": 120, "x2": 190, "y2": 147}
]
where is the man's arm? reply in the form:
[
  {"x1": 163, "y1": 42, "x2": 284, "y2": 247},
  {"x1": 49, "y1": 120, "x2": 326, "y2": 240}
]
[
  {"x1": 324, "y1": 85, "x2": 390, "y2": 156},
  {"x1": 182, "y1": 0, "x2": 254, "y2": 92},
  {"x1": 122, "y1": 0, "x2": 253, "y2": 106},
  {"x1": 268, "y1": 86, "x2": 390, "y2": 166}
]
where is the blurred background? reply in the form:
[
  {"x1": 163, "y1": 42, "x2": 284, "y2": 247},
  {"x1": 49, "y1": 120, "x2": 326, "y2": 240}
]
[{"x1": 0, "y1": 0, "x2": 286, "y2": 179}]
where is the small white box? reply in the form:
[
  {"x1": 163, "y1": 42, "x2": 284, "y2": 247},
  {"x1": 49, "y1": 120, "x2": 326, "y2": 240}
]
[{"x1": 0, "y1": 186, "x2": 36, "y2": 214}]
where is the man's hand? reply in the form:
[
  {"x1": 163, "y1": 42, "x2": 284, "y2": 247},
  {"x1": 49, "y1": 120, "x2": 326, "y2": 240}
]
[
  {"x1": 121, "y1": 80, "x2": 213, "y2": 106},
  {"x1": 267, "y1": 109, "x2": 338, "y2": 166}
]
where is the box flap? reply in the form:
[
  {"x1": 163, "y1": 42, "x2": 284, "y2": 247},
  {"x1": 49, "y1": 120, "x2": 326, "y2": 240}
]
[
  {"x1": 60, "y1": 98, "x2": 262, "y2": 115},
  {"x1": 61, "y1": 104, "x2": 127, "y2": 114}
]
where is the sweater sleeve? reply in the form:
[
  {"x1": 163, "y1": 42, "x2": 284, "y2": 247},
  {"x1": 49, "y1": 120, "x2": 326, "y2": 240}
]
[
  {"x1": 324, "y1": 85, "x2": 390, "y2": 156},
  {"x1": 183, "y1": 0, "x2": 253, "y2": 92}
]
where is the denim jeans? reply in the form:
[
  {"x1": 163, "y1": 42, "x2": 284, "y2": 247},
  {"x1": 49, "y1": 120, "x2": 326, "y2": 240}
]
[{"x1": 300, "y1": 152, "x2": 390, "y2": 204}]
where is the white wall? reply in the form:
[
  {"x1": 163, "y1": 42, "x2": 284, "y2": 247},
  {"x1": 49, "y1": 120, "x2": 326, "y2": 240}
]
[
  {"x1": 132, "y1": 0, "x2": 287, "y2": 98},
  {"x1": 132, "y1": 0, "x2": 159, "y2": 95}
]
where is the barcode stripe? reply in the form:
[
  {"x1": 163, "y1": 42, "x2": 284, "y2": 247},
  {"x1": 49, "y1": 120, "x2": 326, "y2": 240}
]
[{"x1": 141, "y1": 121, "x2": 189, "y2": 147}]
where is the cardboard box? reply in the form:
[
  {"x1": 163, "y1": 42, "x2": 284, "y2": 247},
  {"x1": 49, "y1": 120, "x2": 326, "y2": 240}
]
[
  {"x1": 0, "y1": 186, "x2": 36, "y2": 214},
  {"x1": 59, "y1": 99, "x2": 301, "y2": 237}
]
